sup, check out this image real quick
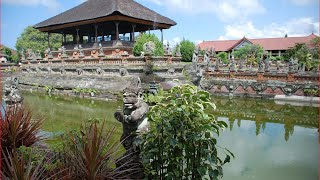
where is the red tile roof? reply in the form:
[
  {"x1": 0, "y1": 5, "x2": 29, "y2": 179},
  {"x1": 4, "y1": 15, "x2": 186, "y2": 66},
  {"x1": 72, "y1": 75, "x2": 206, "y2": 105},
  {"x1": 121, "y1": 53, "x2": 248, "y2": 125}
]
[{"x1": 199, "y1": 34, "x2": 318, "y2": 51}]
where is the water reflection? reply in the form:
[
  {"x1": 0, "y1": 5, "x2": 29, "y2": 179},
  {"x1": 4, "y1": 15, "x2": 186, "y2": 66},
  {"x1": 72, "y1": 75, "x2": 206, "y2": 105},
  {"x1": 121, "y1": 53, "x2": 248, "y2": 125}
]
[
  {"x1": 211, "y1": 96, "x2": 318, "y2": 180},
  {"x1": 211, "y1": 96, "x2": 318, "y2": 141}
]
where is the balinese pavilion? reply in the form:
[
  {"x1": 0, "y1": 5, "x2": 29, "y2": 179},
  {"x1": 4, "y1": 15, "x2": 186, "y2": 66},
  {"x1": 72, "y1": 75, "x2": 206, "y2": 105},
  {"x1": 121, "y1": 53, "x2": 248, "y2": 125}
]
[{"x1": 34, "y1": 0, "x2": 176, "y2": 54}]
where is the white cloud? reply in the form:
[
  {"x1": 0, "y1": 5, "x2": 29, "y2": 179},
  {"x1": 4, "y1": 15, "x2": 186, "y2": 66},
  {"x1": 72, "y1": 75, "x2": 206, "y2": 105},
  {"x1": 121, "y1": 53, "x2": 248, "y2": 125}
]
[
  {"x1": 218, "y1": 17, "x2": 319, "y2": 40},
  {"x1": 164, "y1": 37, "x2": 182, "y2": 47},
  {"x1": 3, "y1": 0, "x2": 60, "y2": 9},
  {"x1": 288, "y1": 0, "x2": 317, "y2": 6},
  {"x1": 142, "y1": 0, "x2": 265, "y2": 21}
]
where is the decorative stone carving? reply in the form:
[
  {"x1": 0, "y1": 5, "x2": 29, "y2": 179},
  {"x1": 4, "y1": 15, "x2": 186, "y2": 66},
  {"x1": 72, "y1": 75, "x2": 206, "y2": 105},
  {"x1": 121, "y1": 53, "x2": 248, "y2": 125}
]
[
  {"x1": 20, "y1": 50, "x2": 26, "y2": 60},
  {"x1": 209, "y1": 47, "x2": 216, "y2": 57},
  {"x1": 61, "y1": 46, "x2": 68, "y2": 58},
  {"x1": 114, "y1": 78, "x2": 149, "y2": 179},
  {"x1": 288, "y1": 58, "x2": 298, "y2": 73},
  {"x1": 229, "y1": 58, "x2": 236, "y2": 72},
  {"x1": 59, "y1": 68, "x2": 65, "y2": 75},
  {"x1": 238, "y1": 59, "x2": 244, "y2": 71},
  {"x1": 119, "y1": 68, "x2": 128, "y2": 76},
  {"x1": 264, "y1": 56, "x2": 270, "y2": 72},
  {"x1": 165, "y1": 42, "x2": 172, "y2": 56},
  {"x1": 258, "y1": 60, "x2": 264, "y2": 73},
  {"x1": 27, "y1": 49, "x2": 36, "y2": 60},
  {"x1": 167, "y1": 68, "x2": 175, "y2": 76},
  {"x1": 215, "y1": 59, "x2": 220, "y2": 71},
  {"x1": 47, "y1": 67, "x2": 52, "y2": 74},
  {"x1": 79, "y1": 45, "x2": 85, "y2": 58},
  {"x1": 76, "y1": 68, "x2": 83, "y2": 75},
  {"x1": 98, "y1": 43, "x2": 105, "y2": 57},
  {"x1": 143, "y1": 41, "x2": 155, "y2": 56},
  {"x1": 3, "y1": 77, "x2": 23, "y2": 105},
  {"x1": 175, "y1": 45, "x2": 181, "y2": 57},
  {"x1": 36, "y1": 51, "x2": 43, "y2": 60},
  {"x1": 203, "y1": 48, "x2": 211, "y2": 67},
  {"x1": 192, "y1": 47, "x2": 199, "y2": 68},
  {"x1": 46, "y1": 48, "x2": 53, "y2": 59},
  {"x1": 96, "y1": 67, "x2": 103, "y2": 75}
]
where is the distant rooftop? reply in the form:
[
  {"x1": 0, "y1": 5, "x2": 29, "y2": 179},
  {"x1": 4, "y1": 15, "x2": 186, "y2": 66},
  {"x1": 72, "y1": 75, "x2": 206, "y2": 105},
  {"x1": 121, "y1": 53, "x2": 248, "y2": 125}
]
[{"x1": 199, "y1": 34, "x2": 318, "y2": 51}]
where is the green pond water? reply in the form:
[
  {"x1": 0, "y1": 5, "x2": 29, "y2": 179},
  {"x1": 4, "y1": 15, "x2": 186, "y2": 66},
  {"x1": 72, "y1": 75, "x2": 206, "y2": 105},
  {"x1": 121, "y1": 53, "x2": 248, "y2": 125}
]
[{"x1": 23, "y1": 93, "x2": 319, "y2": 180}]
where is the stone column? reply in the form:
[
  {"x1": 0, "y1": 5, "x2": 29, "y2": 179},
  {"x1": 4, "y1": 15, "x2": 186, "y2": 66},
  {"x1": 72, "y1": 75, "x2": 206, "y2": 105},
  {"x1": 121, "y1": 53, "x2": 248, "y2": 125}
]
[
  {"x1": 47, "y1": 32, "x2": 51, "y2": 49},
  {"x1": 76, "y1": 29, "x2": 80, "y2": 48},
  {"x1": 115, "y1": 22, "x2": 119, "y2": 41},
  {"x1": 95, "y1": 25, "x2": 98, "y2": 43},
  {"x1": 131, "y1": 24, "x2": 136, "y2": 42},
  {"x1": 61, "y1": 31, "x2": 64, "y2": 45},
  {"x1": 160, "y1": 29, "x2": 163, "y2": 45},
  {"x1": 63, "y1": 34, "x2": 67, "y2": 44}
]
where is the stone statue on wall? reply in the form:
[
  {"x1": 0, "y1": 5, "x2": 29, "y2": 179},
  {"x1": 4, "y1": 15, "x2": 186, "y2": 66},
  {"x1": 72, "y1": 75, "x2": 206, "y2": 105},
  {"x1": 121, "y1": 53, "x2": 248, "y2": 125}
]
[
  {"x1": 46, "y1": 48, "x2": 53, "y2": 59},
  {"x1": 27, "y1": 49, "x2": 36, "y2": 60},
  {"x1": 166, "y1": 42, "x2": 172, "y2": 56},
  {"x1": 61, "y1": 46, "x2": 68, "y2": 58},
  {"x1": 20, "y1": 50, "x2": 26, "y2": 60},
  {"x1": 203, "y1": 48, "x2": 211, "y2": 67},
  {"x1": 79, "y1": 45, "x2": 85, "y2": 58},
  {"x1": 3, "y1": 77, "x2": 23, "y2": 105},
  {"x1": 263, "y1": 52, "x2": 270, "y2": 72},
  {"x1": 229, "y1": 58, "x2": 236, "y2": 72},
  {"x1": 98, "y1": 43, "x2": 105, "y2": 57},
  {"x1": 114, "y1": 77, "x2": 149, "y2": 178},
  {"x1": 143, "y1": 41, "x2": 155, "y2": 56},
  {"x1": 258, "y1": 60, "x2": 264, "y2": 72},
  {"x1": 175, "y1": 44, "x2": 181, "y2": 57},
  {"x1": 210, "y1": 47, "x2": 216, "y2": 57},
  {"x1": 37, "y1": 51, "x2": 43, "y2": 60},
  {"x1": 192, "y1": 47, "x2": 199, "y2": 68},
  {"x1": 289, "y1": 58, "x2": 298, "y2": 73}
]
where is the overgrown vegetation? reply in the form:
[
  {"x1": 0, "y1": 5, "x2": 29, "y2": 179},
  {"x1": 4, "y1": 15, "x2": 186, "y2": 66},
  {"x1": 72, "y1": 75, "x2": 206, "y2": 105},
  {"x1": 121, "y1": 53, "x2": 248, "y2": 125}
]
[
  {"x1": 133, "y1": 33, "x2": 164, "y2": 56},
  {"x1": 138, "y1": 84, "x2": 233, "y2": 179},
  {"x1": 1, "y1": 105, "x2": 136, "y2": 179},
  {"x1": 217, "y1": 52, "x2": 228, "y2": 64},
  {"x1": 285, "y1": 40, "x2": 319, "y2": 71},
  {"x1": 16, "y1": 26, "x2": 72, "y2": 55},
  {"x1": 232, "y1": 44, "x2": 264, "y2": 67},
  {"x1": 179, "y1": 39, "x2": 195, "y2": 62}
]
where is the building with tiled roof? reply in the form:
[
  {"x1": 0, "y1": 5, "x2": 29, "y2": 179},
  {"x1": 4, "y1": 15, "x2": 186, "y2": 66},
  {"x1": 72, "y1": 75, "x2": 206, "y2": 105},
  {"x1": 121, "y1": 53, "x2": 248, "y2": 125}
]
[{"x1": 199, "y1": 34, "x2": 318, "y2": 58}]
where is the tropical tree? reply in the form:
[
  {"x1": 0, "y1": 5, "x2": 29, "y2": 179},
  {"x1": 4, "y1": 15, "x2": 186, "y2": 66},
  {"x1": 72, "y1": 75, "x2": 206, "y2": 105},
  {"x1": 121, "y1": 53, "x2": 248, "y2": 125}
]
[
  {"x1": 285, "y1": 42, "x2": 318, "y2": 71},
  {"x1": 179, "y1": 39, "x2": 195, "y2": 62},
  {"x1": 16, "y1": 26, "x2": 69, "y2": 54},
  {"x1": 232, "y1": 44, "x2": 264, "y2": 69},
  {"x1": 217, "y1": 52, "x2": 228, "y2": 64},
  {"x1": 133, "y1": 33, "x2": 164, "y2": 56}
]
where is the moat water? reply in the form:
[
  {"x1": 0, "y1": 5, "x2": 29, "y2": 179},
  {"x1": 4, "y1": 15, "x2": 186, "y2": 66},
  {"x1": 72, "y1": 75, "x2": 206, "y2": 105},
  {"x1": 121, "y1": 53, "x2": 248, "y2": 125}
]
[{"x1": 23, "y1": 93, "x2": 318, "y2": 180}]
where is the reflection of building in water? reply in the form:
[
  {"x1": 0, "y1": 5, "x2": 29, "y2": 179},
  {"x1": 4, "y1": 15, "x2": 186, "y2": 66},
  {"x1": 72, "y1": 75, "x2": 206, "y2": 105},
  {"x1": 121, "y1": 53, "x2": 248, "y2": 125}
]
[{"x1": 212, "y1": 97, "x2": 318, "y2": 141}]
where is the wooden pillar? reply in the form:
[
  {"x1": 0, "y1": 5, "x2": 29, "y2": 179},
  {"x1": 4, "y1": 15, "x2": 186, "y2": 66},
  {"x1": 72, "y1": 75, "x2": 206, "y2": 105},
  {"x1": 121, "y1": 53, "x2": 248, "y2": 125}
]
[
  {"x1": 131, "y1": 24, "x2": 136, "y2": 42},
  {"x1": 160, "y1": 29, "x2": 163, "y2": 45},
  {"x1": 63, "y1": 34, "x2": 67, "y2": 44},
  {"x1": 61, "y1": 31, "x2": 64, "y2": 45},
  {"x1": 76, "y1": 29, "x2": 80, "y2": 48},
  {"x1": 115, "y1": 22, "x2": 119, "y2": 41},
  {"x1": 47, "y1": 32, "x2": 51, "y2": 49},
  {"x1": 95, "y1": 25, "x2": 98, "y2": 43}
]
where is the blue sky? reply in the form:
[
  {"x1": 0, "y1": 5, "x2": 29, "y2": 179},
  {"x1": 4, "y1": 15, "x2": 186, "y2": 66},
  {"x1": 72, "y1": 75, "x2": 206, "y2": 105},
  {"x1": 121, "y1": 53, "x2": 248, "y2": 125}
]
[{"x1": 1, "y1": 0, "x2": 319, "y2": 49}]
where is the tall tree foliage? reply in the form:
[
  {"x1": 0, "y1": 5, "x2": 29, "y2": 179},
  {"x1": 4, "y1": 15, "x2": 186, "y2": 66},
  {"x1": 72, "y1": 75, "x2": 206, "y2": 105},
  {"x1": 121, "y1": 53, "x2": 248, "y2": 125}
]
[
  {"x1": 133, "y1": 33, "x2": 164, "y2": 56},
  {"x1": 217, "y1": 52, "x2": 228, "y2": 64},
  {"x1": 285, "y1": 40, "x2": 319, "y2": 71},
  {"x1": 16, "y1": 26, "x2": 67, "y2": 53},
  {"x1": 179, "y1": 39, "x2": 195, "y2": 62},
  {"x1": 139, "y1": 84, "x2": 233, "y2": 179},
  {"x1": 232, "y1": 44, "x2": 264, "y2": 67}
]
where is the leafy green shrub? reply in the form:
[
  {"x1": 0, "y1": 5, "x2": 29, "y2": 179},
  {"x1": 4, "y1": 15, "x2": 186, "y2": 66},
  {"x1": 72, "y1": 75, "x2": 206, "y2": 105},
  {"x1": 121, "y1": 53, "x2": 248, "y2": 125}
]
[
  {"x1": 179, "y1": 39, "x2": 195, "y2": 62},
  {"x1": 133, "y1": 33, "x2": 164, "y2": 56},
  {"x1": 217, "y1": 52, "x2": 228, "y2": 64},
  {"x1": 139, "y1": 84, "x2": 233, "y2": 179},
  {"x1": 303, "y1": 89, "x2": 319, "y2": 97}
]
